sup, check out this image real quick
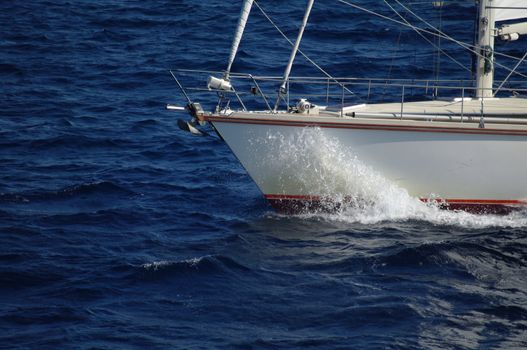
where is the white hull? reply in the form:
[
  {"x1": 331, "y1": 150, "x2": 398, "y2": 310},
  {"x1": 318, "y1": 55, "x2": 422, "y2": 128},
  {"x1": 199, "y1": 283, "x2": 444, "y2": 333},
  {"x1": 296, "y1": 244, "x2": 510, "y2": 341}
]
[
  {"x1": 171, "y1": 0, "x2": 527, "y2": 214},
  {"x1": 207, "y1": 111, "x2": 527, "y2": 213}
]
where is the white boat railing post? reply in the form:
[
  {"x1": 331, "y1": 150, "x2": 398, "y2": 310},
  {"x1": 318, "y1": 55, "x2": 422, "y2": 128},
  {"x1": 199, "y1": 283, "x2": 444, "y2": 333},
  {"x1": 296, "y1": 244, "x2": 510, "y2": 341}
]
[
  {"x1": 461, "y1": 87, "x2": 465, "y2": 122},
  {"x1": 287, "y1": 79, "x2": 290, "y2": 109},
  {"x1": 326, "y1": 78, "x2": 330, "y2": 104},
  {"x1": 480, "y1": 97, "x2": 486, "y2": 128},
  {"x1": 400, "y1": 85, "x2": 405, "y2": 119},
  {"x1": 341, "y1": 83, "x2": 345, "y2": 117}
]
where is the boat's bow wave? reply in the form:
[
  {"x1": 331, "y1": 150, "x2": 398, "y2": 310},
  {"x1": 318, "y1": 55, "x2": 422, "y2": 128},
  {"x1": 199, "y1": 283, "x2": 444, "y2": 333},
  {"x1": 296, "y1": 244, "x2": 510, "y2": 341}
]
[{"x1": 256, "y1": 127, "x2": 527, "y2": 228}]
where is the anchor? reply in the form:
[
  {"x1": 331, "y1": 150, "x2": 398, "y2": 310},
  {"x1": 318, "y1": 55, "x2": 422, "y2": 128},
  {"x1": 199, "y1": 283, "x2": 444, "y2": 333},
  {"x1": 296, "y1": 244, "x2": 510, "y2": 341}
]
[{"x1": 167, "y1": 71, "x2": 208, "y2": 136}]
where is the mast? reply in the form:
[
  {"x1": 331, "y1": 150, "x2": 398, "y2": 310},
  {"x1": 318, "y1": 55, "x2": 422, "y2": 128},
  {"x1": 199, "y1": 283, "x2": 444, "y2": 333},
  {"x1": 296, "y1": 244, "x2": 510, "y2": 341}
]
[
  {"x1": 475, "y1": 0, "x2": 495, "y2": 98},
  {"x1": 274, "y1": 0, "x2": 315, "y2": 112},
  {"x1": 225, "y1": 0, "x2": 254, "y2": 80}
]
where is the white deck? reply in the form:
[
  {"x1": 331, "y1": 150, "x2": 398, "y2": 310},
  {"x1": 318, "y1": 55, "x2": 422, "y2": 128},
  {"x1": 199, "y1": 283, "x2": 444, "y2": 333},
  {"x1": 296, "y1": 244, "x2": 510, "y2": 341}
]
[{"x1": 325, "y1": 97, "x2": 527, "y2": 118}]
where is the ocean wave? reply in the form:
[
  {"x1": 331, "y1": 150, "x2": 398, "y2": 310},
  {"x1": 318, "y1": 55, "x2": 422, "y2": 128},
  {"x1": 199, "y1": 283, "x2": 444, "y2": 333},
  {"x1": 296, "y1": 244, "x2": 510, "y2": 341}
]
[
  {"x1": 1, "y1": 0, "x2": 526, "y2": 348},
  {"x1": 3, "y1": 306, "x2": 87, "y2": 325},
  {"x1": 0, "y1": 181, "x2": 136, "y2": 206},
  {"x1": 295, "y1": 241, "x2": 493, "y2": 278},
  {"x1": 141, "y1": 255, "x2": 251, "y2": 277},
  {"x1": 28, "y1": 134, "x2": 130, "y2": 150}
]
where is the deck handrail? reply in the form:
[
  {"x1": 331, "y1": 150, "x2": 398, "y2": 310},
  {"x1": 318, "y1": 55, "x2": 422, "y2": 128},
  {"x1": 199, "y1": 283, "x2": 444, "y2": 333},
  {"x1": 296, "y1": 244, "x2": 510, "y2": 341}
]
[{"x1": 170, "y1": 69, "x2": 527, "y2": 122}]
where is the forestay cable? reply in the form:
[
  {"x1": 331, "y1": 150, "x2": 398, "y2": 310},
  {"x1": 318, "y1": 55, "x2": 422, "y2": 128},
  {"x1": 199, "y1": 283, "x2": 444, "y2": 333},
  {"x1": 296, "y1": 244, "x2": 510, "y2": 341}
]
[
  {"x1": 392, "y1": 0, "x2": 527, "y2": 78},
  {"x1": 226, "y1": 0, "x2": 254, "y2": 79},
  {"x1": 383, "y1": 0, "x2": 470, "y2": 73}
]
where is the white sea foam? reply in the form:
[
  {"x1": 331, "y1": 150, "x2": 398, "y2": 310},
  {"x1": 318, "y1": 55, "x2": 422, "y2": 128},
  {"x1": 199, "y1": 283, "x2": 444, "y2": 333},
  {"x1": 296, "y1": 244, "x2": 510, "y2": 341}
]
[
  {"x1": 262, "y1": 127, "x2": 527, "y2": 229},
  {"x1": 143, "y1": 260, "x2": 172, "y2": 270},
  {"x1": 142, "y1": 257, "x2": 203, "y2": 271}
]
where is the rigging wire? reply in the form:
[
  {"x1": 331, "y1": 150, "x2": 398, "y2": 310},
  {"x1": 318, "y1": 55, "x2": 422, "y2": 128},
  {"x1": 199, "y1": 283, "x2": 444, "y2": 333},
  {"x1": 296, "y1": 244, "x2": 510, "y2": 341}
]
[
  {"x1": 244, "y1": 0, "x2": 527, "y2": 103},
  {"x1": 471, "y1": 1, "x2": 478, "y2": 82},
  {"x1": 336, "y1": 0, "x2": 527, "y2": 80},
  {"x1": 383, "y1": 0, "x2": 470, "y2": 73},
  {"x1": 494, "y1": 51, "x2": 527, "y2": 96},
  {"x1": 434, "y1": 1, "x2": 443, "y2": 83},
  {"x1": 392, "y1": 0, "x2": 527, "y2": 77},
  {"x1": 382, "y1": 1, "x2": 405, "y2": 102},
  {"x1": 253, "y1": 0, "x2": 355, "y2": 97}
]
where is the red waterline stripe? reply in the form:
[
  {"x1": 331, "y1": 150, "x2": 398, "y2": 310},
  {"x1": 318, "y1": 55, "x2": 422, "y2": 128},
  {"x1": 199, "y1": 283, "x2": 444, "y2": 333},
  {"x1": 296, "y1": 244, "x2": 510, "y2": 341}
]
[
  {"x1": 265, "y1": 194, "x2": 321, "y2": 200},
  {"x1": 421, "y1": 198, "x2": 526, "y2": 205},
  {"x1": 205, "y1": 115, "x2": 527, "y2": 136},
  {"x1": 265, "y1": 194, "x2": 526, "y2": 206}
]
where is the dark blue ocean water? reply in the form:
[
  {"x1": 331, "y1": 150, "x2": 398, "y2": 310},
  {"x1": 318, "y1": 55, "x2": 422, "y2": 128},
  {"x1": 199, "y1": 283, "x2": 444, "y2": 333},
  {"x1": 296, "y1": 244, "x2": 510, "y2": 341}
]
[{"x1": 1, "y1": 1, "x2": 527, "y2": 349}]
